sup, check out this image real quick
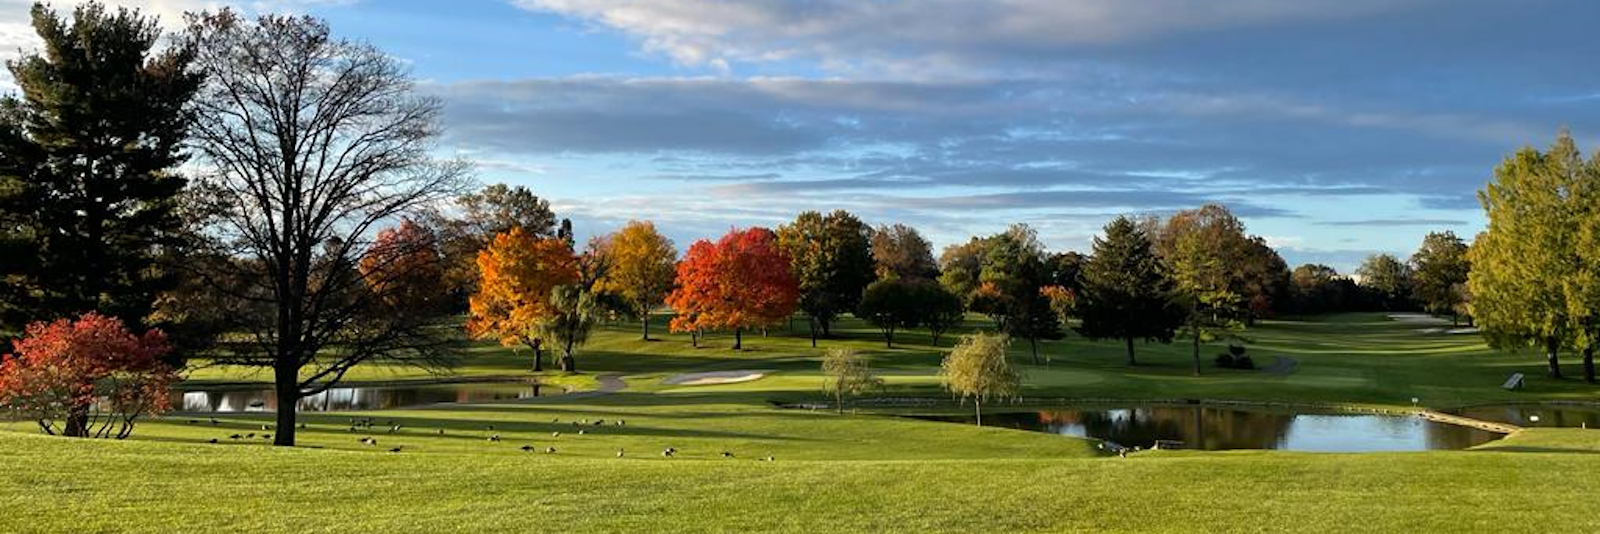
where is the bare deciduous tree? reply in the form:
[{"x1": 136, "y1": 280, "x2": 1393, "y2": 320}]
[{"x1": 184, "y1": 10, "x2": 470, "y2": 446}]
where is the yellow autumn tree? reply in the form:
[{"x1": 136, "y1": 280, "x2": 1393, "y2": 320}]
[
  {"x1": 466, "y1": 227, "x2": 577, "y2": 371},
  {"x1": 594, "y1": 221, "x2": 678, "y2": 340}
]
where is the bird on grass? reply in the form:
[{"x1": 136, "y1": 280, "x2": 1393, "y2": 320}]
[
  {"x1": 298, "y1": 423, "x2": 307, "y2": 430},
  {"x1": 229, "y1": 434, "x2": 242, "y2": 440},
  {"x1": 761, "y1": 456, "x2": 775, "y2": 462},
  {"x1": 436, "y1": 429, "x2": 445, "y2": 435},
  {"x1": 593, "y1": 419, "x2": 604, "y2": 426},
  {"x1": 388, "y1": 447, "x2": 403, "y2": 453},
  {"x1": 488, "y1": 434, "x2": 502, "y2": 442},
  {"x1": 662, "y1": 448, "x2": 676, "y2": 458},
  {"x1": 520, "y1": 445, "x2": 536, "y2": 452},
  {"x1": 207, "y1": 439, "x2": 218, "y2": 444},
  {"x1": 577, "y1": 430, "x2": 586, "y2": 435},
  {"x1": 616, "y1": 448, "x2": 625, "y2": 458},
  {"x1": 262, "y1": 434, "x2": 272, "y2": 440},
  {"x1": 245, "y1": 433, "x2": 255, "y2": 439},
  {"x1": 544, "y1": 447, "x2": 556, "y2": 454},
  {"x1": 551, "y1": 431, "x2": 561, "y2": 438},
  {"x1": 720, "y1": 451, "x2": 734, "y2": 458},
  {"x1": 615, "y1": 420, "x2": 625, "y2": 426},
  {"x1": 260, "y1": 425, "x2": 271, "y2": 430},
  {"x1": 360, "y1": 437, "x2": 377, "y2": 445},
  {"x1": 486, "y1": 425, "x2": 495, "y2": 431}
]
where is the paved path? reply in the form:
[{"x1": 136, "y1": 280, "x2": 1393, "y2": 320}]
[{"x1": 1261, "y1": 356, "x2": 1299, "y2": 375}]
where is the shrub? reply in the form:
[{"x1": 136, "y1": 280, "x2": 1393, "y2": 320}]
[
  {"x1": 1214, "y1": 353, "x2": 1236, "y2": 368},
  {"x1": 0, "y1": 313, "x2": 176, "y2": 439},
  {"x1": 1228, "y1": 344, "x2": 1247, "y2": 356},
  {"x1": 1235, "y1": 356, "x2": 1256, "y2": 370}
]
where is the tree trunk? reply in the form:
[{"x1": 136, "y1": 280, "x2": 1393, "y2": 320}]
[
  {"x1": 1546, "y1": 337, "x2": 1563, "y2": 379},
  {"x1": 63, "y1": 401, "x2": 90, "y2": 438},
  {"x1": 1124, "y1": 337, "x2": 1137, "y2": 366},
  {"x1": 559, "y1": 348, "x2": 576, "y2": 373},
  {"x1": 809, "y1": 317, "x2": 818, "y2": 348},
  {"x1": 835, "y1": 387, "x2": 844, "y2": 414},
  {"x1": 1191, "y1": 328, "x2": 1202, "y2": 376},
  {"x1": 821, "y1": 318, "x2": 832, "y2": 338},
  {"x1": 528, "y1": 338, "x2": 544, "y2": 372},
  {"x1": 642, "y1": 311, "x2": 650, "y2": 341},
  {"x1": 1584, "y1": 347, "x2": 1595, "y2": 385},
  {"x1": 1029, "y1": 337, "x2": 1040, "y2": 365},
  {"x1": 885, "y1": 326, "x2": 895, "y2": 348},
  {"x1": 734, "y1": 328, "x2": 742, "y2": 350},
  {"x1": 273, "y1": 361, "x2": 298, "y2": 447},
  {"x1": 974, "y1": 397, "x2": 983, "y2": 427}
]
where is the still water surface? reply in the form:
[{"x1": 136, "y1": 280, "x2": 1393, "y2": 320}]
[
  {"x1": 175, "y1": 382, "x2": 564, "y2": 413},
  {"x1": 913, "y1": 405, "x2": 1506, "y2": 451}
]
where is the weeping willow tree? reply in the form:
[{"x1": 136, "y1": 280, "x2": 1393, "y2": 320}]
[{"x1": 940, "y1": 332, "x2": 1021, "y2": 426}]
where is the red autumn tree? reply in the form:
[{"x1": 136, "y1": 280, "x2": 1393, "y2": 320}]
[
  {"x1": 466, "y1": 227, "x2": 578, "y2": 371},
  {"x1": 666, "y1": 227, "x2": 799, "y2": 350},
  {"x1": 0, "y1": 313, "x2": 175, "y2": 439},
  {"x1": 360, "y1": 218, "x2": 448, "y2": 314}
]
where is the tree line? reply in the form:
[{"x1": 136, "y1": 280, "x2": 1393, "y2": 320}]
[{"x1": 0, "y1": 2, "x2": 1578, "y2": 447}]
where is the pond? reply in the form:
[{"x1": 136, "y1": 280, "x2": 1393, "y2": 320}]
[
  {"x1": 1454, "y1": 405, "x2": 1600, "y2": 429},
  {"x1": 911, "y1": 405, "x2": 1506, "y2": 452},
  {"x1": 174, "y1": 382, "x2": 567, "y2": 413}
]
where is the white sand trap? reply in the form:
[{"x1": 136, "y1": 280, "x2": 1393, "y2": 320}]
[{"x1": 662, "y1": 370, "x2": 772, "y2": 386}]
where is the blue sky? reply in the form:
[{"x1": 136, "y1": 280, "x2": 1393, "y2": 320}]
[{"x1": 5, "y1": 0, "x2": 1599, "y2": 271}]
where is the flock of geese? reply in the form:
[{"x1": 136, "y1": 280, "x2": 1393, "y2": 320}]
[{"x1": 189, "y1": 416, "x2": 776, "y2": 461}]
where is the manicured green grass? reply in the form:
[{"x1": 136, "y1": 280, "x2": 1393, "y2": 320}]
[
  {"x1": 3, "y1": 429, "x2": 1600, "y2": 533},
  {"x1": 5, "y1": 312, "x2": 1600, "y2": 532}
]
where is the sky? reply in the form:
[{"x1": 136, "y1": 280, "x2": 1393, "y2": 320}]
[{"x1": 3, "y1": 0, "x2": 1598, "y2": 271}]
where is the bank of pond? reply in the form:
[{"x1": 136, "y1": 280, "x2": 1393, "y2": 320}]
[
  {"x1": 173, "y1": 381, "x2": 569, "y2": 413},
  {"x1": 911, "y1": 404, "x2": 1600, "y2": 452}
]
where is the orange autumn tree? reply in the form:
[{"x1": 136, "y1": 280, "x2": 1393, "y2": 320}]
[
  {"x1": 667, "y1": 227, "x2": 799, "y2": 350},
  {"x1": 466, "y1": 227, "x2": 577, "y2": 371}
]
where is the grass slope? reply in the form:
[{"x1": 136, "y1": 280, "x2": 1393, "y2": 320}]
[{"x1": 5, "y1": 312, "x2": 1600, "y2": 532}]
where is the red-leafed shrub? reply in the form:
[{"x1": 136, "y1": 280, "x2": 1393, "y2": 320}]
[{"x1": 0, "y1": 313, "x2": 176, "y2": 439}]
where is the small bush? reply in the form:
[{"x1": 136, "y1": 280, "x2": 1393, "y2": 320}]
[
  {"x1": 1235, "y1": 356, "x2": 1256, "y2": 370},
  {"x1": 1214, "y1": 353, "x2": 1236, "y2": 368},
  {"x1": 1228, "y1": 344, "x2": 1247, "y2": 357}
]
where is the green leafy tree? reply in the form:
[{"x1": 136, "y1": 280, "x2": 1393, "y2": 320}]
[
  {"x1": 539, "y1": 284, "x2": 598, "y2": 373},
  {"x1": 821, "y1": 348, "x2": 883, "y2": 413},
  {"x1": 778, "y1": 210, "x2": 875, "y2": 346},
  {"x1": 1470, "y1": 132, "x2": 1589, "y2": 379},
  {"x1": 1076, "y1": 217, "x2": 1180, "y2": 365},
  {"x1": 1410, "y1": 231, "x2": 1471, "y2": 324},
  {"x1": 1168, "y1": 226, "x2": 1245, "y2": 376},
  {"x1": 1566, "y1": 141, "x2": 1600, "y2": 382},
  {"x1": 915, "y1": 281, "x2": 966, "y2": 345},
  {"x1": 857, "y1": 279, "x2": 920, "y2": 348},
  {"x1": 940, "y1": 332, "x2": 1021, "y2": 427},
  {"x1": 0, "y1": 2, "x2": 201, "y2": 331},
  {"x1": 1357, "y1": 254, "x2": 1413, "y2": 311}
]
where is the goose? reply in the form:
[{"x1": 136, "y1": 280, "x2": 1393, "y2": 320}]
[
  {"x1": 551, "y1": 431, "x2": 561, "y2": 438},
  {"x1": 207, "y1": 438, "x2": 218, "y2": 444},
  {"x1": 616, "y1": 448, "x2": 625, "y2": 458},
  {"x1": 720, "y1": 451, "x2": 734, "y2": 458},
  {"x1": 544, "y1": 446, "x2": 557, "y2": 454},
  {"x1": 520, "y1": 445, "x2": 535, "y2": 452},
  {"x1": 388, "y1": 447, "x2": 402, "y2": 453},
  {"x1": 488, "y1": 434, "x2": 502, "y2": 442}
]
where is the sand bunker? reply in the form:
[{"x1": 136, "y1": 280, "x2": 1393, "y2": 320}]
[{"x1": 662, "y1": 370, "x2": 772, "y2": 386}]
